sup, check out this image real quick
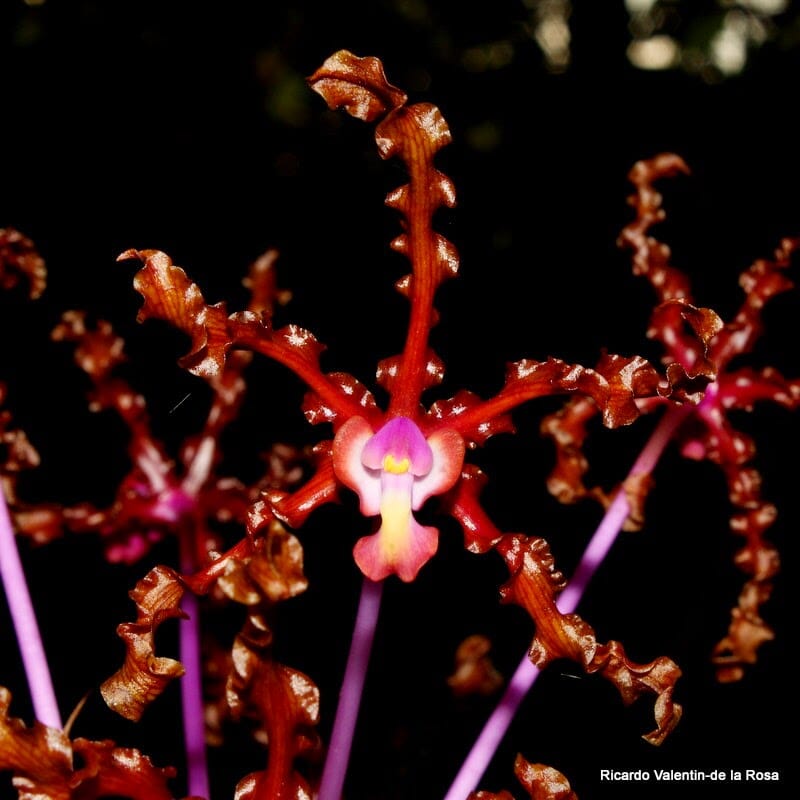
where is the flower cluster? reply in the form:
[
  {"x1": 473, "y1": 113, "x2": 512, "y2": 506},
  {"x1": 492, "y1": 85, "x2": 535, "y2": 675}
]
[
  {"x1": 0, "y1": 52, "x2": 795, "y2": 800},
  {"x1": 544, "y1": 153, "x2": 799, "y2": 682}
]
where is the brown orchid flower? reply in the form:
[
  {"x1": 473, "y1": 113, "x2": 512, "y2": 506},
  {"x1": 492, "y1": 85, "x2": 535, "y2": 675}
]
[{"x1": 543, "y1": 153, "x2": 799, "y2": 682}]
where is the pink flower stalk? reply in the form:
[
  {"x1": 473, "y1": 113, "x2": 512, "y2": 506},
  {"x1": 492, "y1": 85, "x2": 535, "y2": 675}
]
[{"x1": 0, "y1": 490, "x2": 61, "y2": 730}]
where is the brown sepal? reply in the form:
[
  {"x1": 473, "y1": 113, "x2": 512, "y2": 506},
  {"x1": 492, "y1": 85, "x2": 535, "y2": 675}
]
[
  {"x1": 201, "y1": 248, "x2": 290, "y2": 432},
  {"x1": 378, "y1": 100, "x2": 457, "y2": 415},
  {"x1": 226, "y1": 617, "x2": 319, "y2": 798},
  {"x1": 540, "y1": 390, "x2": 652, "y2": 527},
  {"x1": 101, "y1": 565, "x2": 187, "y2": 721},
  {"x1": 121, "y1": 249, "x2": 371, "y2": 424},
  {"x1": 0, "y1": 227, "x2": 46, "y2": 299},
  {"x1": 0, "y1": 689, "x2": 193, "y2": 800},
  {"x1": 649, "y1": 300, "x2": 723, "y2": 396},
  {"x1": 617, "y1": 154, "x2": 692, "y2": 303},
  {"x1": 439, "y1": 355, "x2": 662, "y2": 444},
  {"x1": 70, "y1": 738, "x2": 192, "y2": 800},
  {"x1": 121, "y1": 248, "x2": 325, "y2": 387},
  {"x1": 497, "y1": 535, "x2": 682, "y2": 745},
  {"x1": 228, "y1": 621, "x2": 321, "y2": 800},
  {"x1": 217, "y1": 521, "x2": 308, "y2": 606},
  {"x1": 586, "y1": 641, "x2": 682, "y2": 745},
  {"x1": 119, "y1": 249, "x2": 237, "y2": 379},
  {"x1": 470, "y1": 756, "x2": 577, "y2": 800},
  {"x1": 311, "y1": 53, "x2": 458, "y2": 415},
  {"x1": 712, "y1": 579, "x2": 775, "y2": 683},
  {"x1": 513, "y1": 756, "x2": 578, "y2": 800},
  {"x1": 202, "y1": 518, "x2": 320, "y2": 788},
  {"x1": 503, "y1": 355, "x2": 660, "y2": 430},
  {"x1": 50, "y1": 312, "x2": 161, "y2": 442},
  {"x1": 678, "y1": 370, "x2": 792, "y2": 679},
  {"x1": 540, "y1": 395, "x2": 612, "y2": 510},
  {"x1": 0, "y1": 686, "x2": 72, "y2": 800},
  {"x1": 707, "y1": 458, "x2": 780, "y2": 681},
  {"x1": 307, "y1": 50, "x2": 407, "y2": 122},
  {"x1": 713, "y1": 237, "x2": 798, "y2": 366}
]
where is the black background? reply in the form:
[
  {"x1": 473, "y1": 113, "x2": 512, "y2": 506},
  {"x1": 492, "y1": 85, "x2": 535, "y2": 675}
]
[{"x1": 1, "y1": 2, "x2": 798, "y2": 798}]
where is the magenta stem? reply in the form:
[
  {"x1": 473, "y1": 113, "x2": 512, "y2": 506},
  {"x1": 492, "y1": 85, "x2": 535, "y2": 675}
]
[
  {"x1": 319, "y1": 576, "x2": 384, "y2": 800},
  {"x1": 443, "y1": 404, "x2": 691, "y2": 799},
  {"x1": 0, "y1": 489, "x2": 62, "y2": 729},
  {"x1": 179, "y1": 535, "x2": 210, "y2": 800}
]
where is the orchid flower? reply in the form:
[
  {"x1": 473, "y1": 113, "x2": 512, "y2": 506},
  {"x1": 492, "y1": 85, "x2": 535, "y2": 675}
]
[
  {"x1": 1, "y1": 234, "x2": 201, "y2": 799},
  {"x1": 43, "y1": 249, "x2": 297, "y2": 571},
  {"x1": 543, "y1": 153, "x2": 800, "y2": 682},
  {"x1": 106, "y1": 53, "x2": 719, "y2": 797},
  {"x1": 6, "y1": 52, "x2": 785, "y2": 800},
  {"x1": 120, "y1": 54, "x2": 708, "y2": 590}
]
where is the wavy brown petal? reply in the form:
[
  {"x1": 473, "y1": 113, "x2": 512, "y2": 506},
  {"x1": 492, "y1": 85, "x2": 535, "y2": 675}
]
[
  {"x1": 617, "y1": 153, "x2": 692, "y2": 304},
  {"x1": 217, "y1": 522, "x2": 308, "y2": 606},
  {"x1": 471, "y1": 756, "x2": 578, "y2": 800},
  {"x1": 497, "y1": 535, "x2": 682, "y2": 745},
  {"x1": 712, "y1": 238, "x2": 798, "y2": 368},
  {"x1": 441, "y1": 356, "x2": 661, "y2": 444},
  {"x1": 307, "y1": 50, "x2": 407, "y2": 122},
  {"x1": 650, "y1": 301, "x2": 723, "y2": 396},
  {"x1": 311, "y1": 49, "x2": 457, "y2": 417},
  {"x1": 121, "y1": 249, "x2": 368, "y2": 425},
  {"x1": 513, "y1": 756, "x2": 578, "y2": 800},
  {"x1": 229, "y1": 623, "x2": 320, "y2": 800},
  {"x1": 0, "y1": 687, "x2": 72, "y2": 800},
  {"x1": 215, "y1": 522, "x2": 320, "y2": 798},
  {"x1": 0, "y1": 688, "x2": 193, "y2": 800},
  {"x1": 101, "y1": 566, "x2": 187, "y2": 721},
  {"x1": 70, "y1": 738, "x2": 193, "y2": 800}
]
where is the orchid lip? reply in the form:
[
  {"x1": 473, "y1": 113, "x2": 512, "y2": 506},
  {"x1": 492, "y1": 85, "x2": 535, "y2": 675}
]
[{"x1": 332, "y1": 416, "x2": 465, "y2": 581}]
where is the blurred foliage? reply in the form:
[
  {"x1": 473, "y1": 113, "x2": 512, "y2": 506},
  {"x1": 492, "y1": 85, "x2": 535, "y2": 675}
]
[{"x1": 626, "y1": 0, "x2": 800, "y2": 79}]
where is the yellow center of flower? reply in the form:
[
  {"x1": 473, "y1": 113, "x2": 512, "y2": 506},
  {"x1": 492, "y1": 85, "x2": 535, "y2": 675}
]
[{"x1": 382, "y1": 454, "x2": 410, "y2": 474}]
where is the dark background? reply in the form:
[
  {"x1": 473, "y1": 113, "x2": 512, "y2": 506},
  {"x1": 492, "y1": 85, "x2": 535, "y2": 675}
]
[{"x1": 1, "y1": 2, "x2": 798, "y2": 798}]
